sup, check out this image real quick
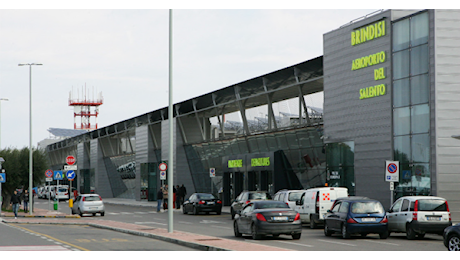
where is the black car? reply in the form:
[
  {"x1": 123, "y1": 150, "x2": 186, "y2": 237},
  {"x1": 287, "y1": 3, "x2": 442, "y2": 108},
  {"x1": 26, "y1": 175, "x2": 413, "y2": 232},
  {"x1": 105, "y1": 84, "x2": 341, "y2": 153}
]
[
  {"x1": 324, "y1": 198, "x2": 388, "y2": 239},
  {"x1": 182, "y1": 193, "x2": 222, "y2": 215},
  {"x1": 231, "y1": 191, "x2": 272, "y2": 219},
  {"x1": 443, "y1": 223, "x2": 460, "y2": 251},
  {"x1": 233, "y1": 200, "x2": 302, "y2": 240}
]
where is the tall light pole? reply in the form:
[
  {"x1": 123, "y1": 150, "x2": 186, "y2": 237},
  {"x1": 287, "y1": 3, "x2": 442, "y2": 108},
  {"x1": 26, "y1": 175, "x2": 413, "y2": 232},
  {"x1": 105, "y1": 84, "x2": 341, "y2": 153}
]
[
  {"x1": 18, "y1": 63, "x2": 42, "y2": 215},
  {"x1": 0, "y1": 98, "x2": 9, "y2": 149},
  {"x1": 168, "y1": 9, "x2": 174, "y2": 233}
]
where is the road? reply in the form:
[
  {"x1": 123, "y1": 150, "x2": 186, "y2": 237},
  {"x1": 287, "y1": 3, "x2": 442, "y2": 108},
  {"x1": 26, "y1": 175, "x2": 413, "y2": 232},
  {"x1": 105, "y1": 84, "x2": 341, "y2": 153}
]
[{"x1": 32, "y1": 199, "x2": 446, "y2": 251}]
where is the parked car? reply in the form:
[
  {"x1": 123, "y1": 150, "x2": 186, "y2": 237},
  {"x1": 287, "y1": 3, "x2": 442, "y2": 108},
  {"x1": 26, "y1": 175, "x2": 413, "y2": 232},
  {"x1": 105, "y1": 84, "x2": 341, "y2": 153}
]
[
  {"x1": 387, "y1": 196, "x2": 452, "y2": 239},
  {"x1": 324, "y1": 197, "x2": 388, "y2": 239},
  {"x1": 182, "y1": 193, "x2": 222, "y2": 215},
  {"x1": 273, "y1": 189, "x2": 305, "y2": 210},
  {"x1": 71, "y1": 194, "x2": 105, "y2": 217},
  {"x1": 295, "y1": 187, "x2": 348, "y2": 228},
  {"x1": 231, "y1": 191, "x2": 272, "y2": 219},
  {"x1": 55, "y1": 186, "x2": 70, "y2": 201},
  {"x1": 443, "y1": 223, "x2": 460, "y2": 251},
  {"x1": 233, "y1": 200, "x2": 302, "y2": 240}
]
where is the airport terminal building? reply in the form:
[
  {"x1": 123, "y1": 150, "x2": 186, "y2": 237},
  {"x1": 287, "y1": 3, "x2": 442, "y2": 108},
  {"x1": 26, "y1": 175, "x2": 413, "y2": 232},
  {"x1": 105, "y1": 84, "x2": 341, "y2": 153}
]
[{"x1": 46, "y1": 9, "x2": 460, "y2": 220}]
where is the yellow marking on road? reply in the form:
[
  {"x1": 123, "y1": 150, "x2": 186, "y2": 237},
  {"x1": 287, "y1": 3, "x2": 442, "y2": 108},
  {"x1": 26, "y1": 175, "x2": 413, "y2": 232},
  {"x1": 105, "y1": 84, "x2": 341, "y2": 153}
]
[{"x1": 9, "y1": 224, "x2": 90, "y2": 251}]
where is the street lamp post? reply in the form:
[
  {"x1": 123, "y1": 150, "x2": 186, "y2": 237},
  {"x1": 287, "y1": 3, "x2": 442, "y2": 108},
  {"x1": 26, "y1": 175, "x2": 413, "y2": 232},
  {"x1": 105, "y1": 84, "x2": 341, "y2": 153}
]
[
  {"x1": 18, "y1": 63, "x2": 42, "y2": 215},
  {"x1": 0, "y1": 98, "x2": 9, "y2": 149}
]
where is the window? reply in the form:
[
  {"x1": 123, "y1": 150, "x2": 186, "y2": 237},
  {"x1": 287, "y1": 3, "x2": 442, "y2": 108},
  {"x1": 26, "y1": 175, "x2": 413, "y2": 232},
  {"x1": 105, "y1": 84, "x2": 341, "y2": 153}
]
[
  {"x1": 390, "y1": 199, "x2": 402, "y2": 212},
  {"x1": 339, "y1": 202, "x2": 349, "y2": 213},
  {"x1": 331, "y1": 202, "x2": 341, "y2": 213},
  {"x1": 392, "y1": 12, "x2": 430, "y2": 198},
  {"x1": 401, "y1": 199, "x2": 410, "y2": 211}
]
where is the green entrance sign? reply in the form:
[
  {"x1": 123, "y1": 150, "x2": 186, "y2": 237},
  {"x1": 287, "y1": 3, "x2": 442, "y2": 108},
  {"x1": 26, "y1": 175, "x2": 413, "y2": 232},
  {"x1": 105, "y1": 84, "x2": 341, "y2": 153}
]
[
  {"x1": 251, "y1": 157, "x2": 270, "y2": 167},
  {"x1": 228, "y1": 159, "x2": 243, "y2": 168}
]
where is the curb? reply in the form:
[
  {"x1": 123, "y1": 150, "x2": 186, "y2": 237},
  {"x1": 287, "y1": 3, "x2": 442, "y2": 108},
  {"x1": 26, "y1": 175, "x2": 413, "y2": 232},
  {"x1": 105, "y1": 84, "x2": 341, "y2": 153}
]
[
  {"x1": 1, "y1": 214, "x2": 80, "y2": 218},
  {"x1": 88, "y1": 223, "x2": 228, "y2": 251}
]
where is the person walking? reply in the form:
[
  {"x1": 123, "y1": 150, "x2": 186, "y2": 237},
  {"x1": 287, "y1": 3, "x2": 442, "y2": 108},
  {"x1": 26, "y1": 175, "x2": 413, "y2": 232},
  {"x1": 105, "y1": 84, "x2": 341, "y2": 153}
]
[
  {"x1": 175, "y1": 185, "x2": 182, "y2": 209},
  {"x1": 21, "y1": 189, "x2": 29, "y2": 213},
  {"x1": 10, "y1": 190, "x2": 21, "y2": 219},
  {"x1": 180, "y1": 184, "x2": 187, "y2": 203},
  {"x1": 156, "y1": 187, "x2": 163, "y2": 212},
  {"x1": 162, "y1": 184, "x2": 168, "y2": 210}
]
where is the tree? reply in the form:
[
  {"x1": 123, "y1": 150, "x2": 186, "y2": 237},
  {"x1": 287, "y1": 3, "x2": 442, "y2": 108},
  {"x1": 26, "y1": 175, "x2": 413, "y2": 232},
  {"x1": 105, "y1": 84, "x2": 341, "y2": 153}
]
[{"x1": 0, "y1": 147, "x2": 48, "y2": 210}]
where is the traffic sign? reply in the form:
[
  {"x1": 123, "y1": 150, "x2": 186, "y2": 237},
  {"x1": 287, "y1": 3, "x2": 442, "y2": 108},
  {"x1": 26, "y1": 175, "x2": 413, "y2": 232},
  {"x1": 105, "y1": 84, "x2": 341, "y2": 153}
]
[
  {"x1": 46, "y1": 178, "x2": 53, "y2": 182},
  {"x1": 45, "y1": 169, "x2": 54, "y2": 178},
  {"x1": 160, "y1": 170, "x2": 166, "y2": 180},
  {"x1": 66, "y1": 170, "x2": 76, "y2": 181},
  {"x1": 159, "y1": 163, "x2": 167, "y2": 171},
  {"x1": 0, "y1": 173, "x2": 5, "y2": 183},
  {"x1": 64, "y1": 165, "x2": 77, "y2": 171},
  {"x1": 210, "y1": 168, "x2": 215, "y2": 178},
  {"x1": 390, "y1": 181, "x2": 394, "y2": 191},
  {"x1": 54, "y1": 170, "x2": 63, "y2": 180},
  {"x1": 385, "y1": 160, "x2": 399, "y2": 182},
  {"x1": 66, "y1": 155, "x2": 76, "y2": 165}
]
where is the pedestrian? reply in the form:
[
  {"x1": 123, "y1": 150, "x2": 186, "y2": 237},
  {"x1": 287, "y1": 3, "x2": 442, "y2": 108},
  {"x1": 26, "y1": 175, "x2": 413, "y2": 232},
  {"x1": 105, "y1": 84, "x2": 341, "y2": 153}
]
[
  {"x1": 162, "y1": 184, "x2": 168, "y2": 210},
  {"x1": 175, "y1": 185, "x2": 182, "y2": 209},
  {"x1": 180, "y1": 184, "x2": 187, "y2": 202},
  {"x1": 10, "y1": 190, "x2": 21, "y2": 219},
  {"x1": 157, "y1": 187, "x2": 163, "y2": 212},
  {"x1": 173, "y1": 185, "x2": 177, "y2": 209},
  {"x1": 21, "y1": 189, "x2": 29, "y2": 213}
]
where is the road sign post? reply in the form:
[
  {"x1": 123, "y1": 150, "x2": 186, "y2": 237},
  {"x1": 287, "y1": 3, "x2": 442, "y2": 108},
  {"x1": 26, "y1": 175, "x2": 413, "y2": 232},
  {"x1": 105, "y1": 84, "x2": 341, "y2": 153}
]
[
  {"x1": 54, "y1": 171, "x2": 63, "y2": 211},
  {"x1": 66, "y1": 170, "x2": 75, "y2": 214},
  {"x1": 210, "y1": 168, "x2": 215, "y2": 194},
  {"x1": 45, "y1": 169, "x2": 54, "y2": 210},
  {"x1": 385, "y1": 161, "x2": 399, "y2": 204}
]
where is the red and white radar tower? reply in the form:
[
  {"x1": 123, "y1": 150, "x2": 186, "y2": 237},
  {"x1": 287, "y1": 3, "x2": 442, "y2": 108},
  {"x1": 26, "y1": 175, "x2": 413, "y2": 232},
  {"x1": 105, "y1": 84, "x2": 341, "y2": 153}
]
[{"x1": 69, "y1": 85, "x2": 103, "y2": 130}]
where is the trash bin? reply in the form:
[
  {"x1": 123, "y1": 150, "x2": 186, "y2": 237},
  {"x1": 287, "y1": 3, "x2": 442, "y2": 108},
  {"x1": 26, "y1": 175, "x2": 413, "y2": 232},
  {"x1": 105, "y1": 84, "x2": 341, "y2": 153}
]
[{"x1": 53, "y1": 199, "x2": 58, "y2": 210}]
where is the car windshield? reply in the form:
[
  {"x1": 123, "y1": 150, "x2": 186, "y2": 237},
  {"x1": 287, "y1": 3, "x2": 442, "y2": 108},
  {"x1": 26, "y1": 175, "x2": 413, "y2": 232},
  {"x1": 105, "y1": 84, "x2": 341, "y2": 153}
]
[
  {"x1": 197, "y1": 194, "x2": 215, "y2": 200},
  {"x1": 351, "y1": 202, "x2": 384, "y2": 214},
  {"x1": 255, "y1": 202, "x2": 289, "y2": 209},
  {"x1": 58, "y1": 188, "x2": 67, "y2": 192},
  {"x1": 288, "y1": 192, "x2": 304, "y2": 201},
  {"x1": 418, "y1": 199, "x2": 447, "y2": 211},
  {"x1": 249, "y1": 192, "x2": 271, "y2": 200},
  {"x1": 84, "y1": 196, "x2": 101, "y2": 201}
]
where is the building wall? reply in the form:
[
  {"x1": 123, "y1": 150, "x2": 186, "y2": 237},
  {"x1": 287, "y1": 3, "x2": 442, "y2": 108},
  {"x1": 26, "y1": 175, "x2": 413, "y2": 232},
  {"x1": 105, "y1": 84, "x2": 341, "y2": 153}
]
[
  {"x1": 323, "y1": 10, "x2": 394, "y2": 209},
  {"x1": 91, "y1": 139, "x2": 113, "y2": 197},
  {"x1": 434, "y1": 9, "x2": 460, "y2": 220},
  {"x1": 135, "y1": 125, "x2": 150, "y2": 201}
]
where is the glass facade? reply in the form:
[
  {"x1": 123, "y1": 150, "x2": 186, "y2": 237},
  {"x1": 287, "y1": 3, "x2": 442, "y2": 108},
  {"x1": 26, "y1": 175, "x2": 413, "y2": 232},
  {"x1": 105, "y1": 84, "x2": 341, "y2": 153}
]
[
  {"x1": 392, "y1": 11, "x2": 430, "y2": 198},
  {"x1": 185, "y1": 126, "x2": 326, "y2": 194},
  {"x1": 326, "y1": 141, "x2": 355, "y2": 195}
]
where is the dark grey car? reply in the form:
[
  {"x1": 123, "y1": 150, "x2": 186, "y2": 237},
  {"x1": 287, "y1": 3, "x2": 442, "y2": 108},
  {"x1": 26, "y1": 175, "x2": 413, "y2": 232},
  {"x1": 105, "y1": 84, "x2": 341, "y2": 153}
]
[
  {"x1": 231, "y1": 191, "x2": 271, "y2": 219},
  {"x1": 233, "y1": 200, "x2": 302, "y2": 240}
]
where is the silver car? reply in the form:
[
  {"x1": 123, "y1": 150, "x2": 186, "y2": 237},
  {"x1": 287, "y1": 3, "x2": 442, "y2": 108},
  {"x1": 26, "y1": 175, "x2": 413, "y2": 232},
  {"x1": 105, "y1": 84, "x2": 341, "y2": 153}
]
[
  {"x1": 387, "y1": 196, "x2": 452, "y2": 239},
  {"x1": 71, "y1": 194, "x2": 105, "y2": 217}
]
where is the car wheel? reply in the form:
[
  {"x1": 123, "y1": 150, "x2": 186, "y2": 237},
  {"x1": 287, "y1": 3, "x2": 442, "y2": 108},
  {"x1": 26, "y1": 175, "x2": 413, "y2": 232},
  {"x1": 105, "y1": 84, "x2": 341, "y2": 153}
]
[
  {"x1": 361, "y1": 233, "x2": 368, "y2": 237},
  {"x1": 324, "y1": 222, "x2": 332, "y2": 237},
  {"x1": 233, "y1": 221, "x2": 242, "y2": 237},
  {"x1": 206, "y1": 211, "x2": 210, "y2": 215},
  {"x1": 193, "y1": 206, "x2": 198, "y2": 215},
  {"x1": 272, "y1": 234, "x2": 280, "y2": 238},
  {"x1": 379, "y1": 231, "x2": 389, "y2": 239},
  {"x1": 182, "y1": 206, "x2": 187, "y2": 214},
  {"x1": 101, "y1": 212, "x2": 105, "y2": 217},
  {"x1": 341, "y1": 224, "x2": 350, "y2": 239},
  {"x1": 406, "y1": 224, "x2": 416, "y2": 240},
  {"x1": 310, "y1": 216, "x2": 317, "y2": 229},
  {"x1": 292, "y1": 233, "x2": 301, "y2": 240},
  {"x1": 251, "y1": 223, "x2": 262, "y2": 240},
  {"x1": 92, "y1": 213, "x2": 96, "y2": 216},
  {"x1": 79, "y1": 209, "x2": 83, "y2": 217},
  {"x1": 216, "y1": 210, "x2": 221, "y2": 215},
  {"x1": 448, "y1": 234, "x2": 460, "y2": 251},
  {"x1": 417, "y1": 233, "x2": 425, "y2": 239}
]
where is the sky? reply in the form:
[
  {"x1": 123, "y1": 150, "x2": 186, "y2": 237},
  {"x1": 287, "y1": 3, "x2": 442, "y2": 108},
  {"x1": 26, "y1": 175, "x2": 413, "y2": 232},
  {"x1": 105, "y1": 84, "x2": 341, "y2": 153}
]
[{"x1": 0, "y1": 3, "x2": 384, "y2": 149}]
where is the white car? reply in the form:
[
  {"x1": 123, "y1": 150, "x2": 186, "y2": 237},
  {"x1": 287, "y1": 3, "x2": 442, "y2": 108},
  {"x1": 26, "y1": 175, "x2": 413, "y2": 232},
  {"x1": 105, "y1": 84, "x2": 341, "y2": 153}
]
[
  {"x1": 71, "y1": 194, "x2": 105, "y2": 217},
  {"x1": 387, "y1": 196, "x2": 452, "y2": 239},
  {"x1": 273, "y1": 189, "x2": 305, "y2": 210},
  {"x1": 55, "y1": 186, "x2": 69, "y2": 201}
]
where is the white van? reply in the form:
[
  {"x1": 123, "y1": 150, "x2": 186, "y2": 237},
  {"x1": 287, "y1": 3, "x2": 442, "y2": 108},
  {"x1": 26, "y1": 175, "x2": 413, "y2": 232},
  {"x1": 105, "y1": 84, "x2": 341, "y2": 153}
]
[
  {"x1": 273, "y1": 190, "x2": 305, "y2": 210},
  {"x1": 295, "y1": 187, "x2": 348, "y2": 228}
]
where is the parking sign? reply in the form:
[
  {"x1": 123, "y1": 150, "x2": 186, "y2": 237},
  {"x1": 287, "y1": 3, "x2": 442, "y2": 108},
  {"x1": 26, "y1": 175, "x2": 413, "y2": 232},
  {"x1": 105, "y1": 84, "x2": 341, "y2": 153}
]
[{"x1": 385, "y1": 160, "x2": 399, "y2": 182}]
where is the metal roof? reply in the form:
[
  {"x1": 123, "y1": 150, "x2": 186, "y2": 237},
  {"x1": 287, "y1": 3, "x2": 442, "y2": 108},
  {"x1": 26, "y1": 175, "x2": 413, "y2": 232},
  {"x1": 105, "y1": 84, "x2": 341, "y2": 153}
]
[
  {"x1": 47, "y1": 128, "x2": 88, "y2": 138},
  {"x1": 48, "y1": 56, "x2": 323, "y2": 151}
]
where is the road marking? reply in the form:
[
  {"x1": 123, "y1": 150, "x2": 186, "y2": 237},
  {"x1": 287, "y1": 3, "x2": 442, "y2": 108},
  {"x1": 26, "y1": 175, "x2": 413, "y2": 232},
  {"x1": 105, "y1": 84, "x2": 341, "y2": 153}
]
[
  {"x1": 200, "y1": 220, "x2": 224, "y2": 224},
  {"x1": 178, "y1": 221, "x2": 193, "y2": 224},
  {"x1": 107, "y1": 212, "x2": 120, "y2": 215},
  {"x1": 9, "y1": 224, "x2": 89, "y2": 251},
  {"x1": 278, "y1": 241, "x2": 314, "y2": 248},
  {"x1": 120, "y1": 212, "x2": 133, "y2": 215},
  {"x1": 363, "y1": 239, "x2": 399, "y2": 246},
  {"x1": 134, "y1": 222, "x2": 167, "y2": 226},
  {"x1": 134, "y1": 212, "x2": 148, "y2": 214},
  {"x1": 317, "y1": 239, "x2": 356, "y2": 247},
  {"x1": 210, "y1": 225, "x2": 231, "y2": 230},
  {"x1": 0, "y1": 245, "x2": 71, "y2": 251}
]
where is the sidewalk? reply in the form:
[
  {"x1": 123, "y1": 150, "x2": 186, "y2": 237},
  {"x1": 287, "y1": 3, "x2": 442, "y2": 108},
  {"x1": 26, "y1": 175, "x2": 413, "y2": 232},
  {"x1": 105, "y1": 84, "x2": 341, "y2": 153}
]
[{"x1": 0, "y1": 200, "x2": 288, "y2": 251}]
